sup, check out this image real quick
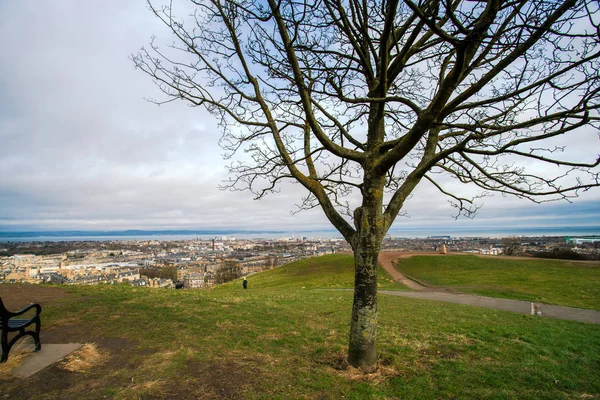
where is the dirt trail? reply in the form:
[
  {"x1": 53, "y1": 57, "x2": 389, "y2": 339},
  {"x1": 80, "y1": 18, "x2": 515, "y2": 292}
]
[
  {"x1": 378, "y1": 251, "x2": 463, "y2": 292},
  {"x1": 378, "y1": 252, "x2": 429, "y2": 290}
]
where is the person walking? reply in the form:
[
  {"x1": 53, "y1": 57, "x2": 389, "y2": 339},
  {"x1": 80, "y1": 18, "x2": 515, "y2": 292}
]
[{"x1": 243, "y1": 277, "x2": 248, "y2": 290}]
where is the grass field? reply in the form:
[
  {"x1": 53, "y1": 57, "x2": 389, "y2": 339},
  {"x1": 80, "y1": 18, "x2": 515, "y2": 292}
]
[
  {"x1": 1, "y1": 254, "x2": 599, "y2": 399},
  {"x1": 246, "y1": 254, "x2": 407, "y2": 290},
  {"x1": 394, "y1": 255, "x2": 600, "y2": 310}
]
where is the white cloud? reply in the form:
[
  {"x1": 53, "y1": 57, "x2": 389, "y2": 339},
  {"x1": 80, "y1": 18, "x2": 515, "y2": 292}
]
[{"x1": 0, "y1": 0, "x2": 598, "y2": 235}]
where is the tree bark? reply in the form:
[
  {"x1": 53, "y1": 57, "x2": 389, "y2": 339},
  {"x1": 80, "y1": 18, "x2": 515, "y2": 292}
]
[
  {"x1": 348, "y1": 242, "x2": 380, "y2": 372},
  {"x1": 347, "y1": 174, "x2": 385, "y2": 372}
]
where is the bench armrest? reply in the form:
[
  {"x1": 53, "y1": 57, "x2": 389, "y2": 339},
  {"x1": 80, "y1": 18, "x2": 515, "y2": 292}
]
[{"x1": 10, "y1": 303, "x2": 42, "y2": 318}]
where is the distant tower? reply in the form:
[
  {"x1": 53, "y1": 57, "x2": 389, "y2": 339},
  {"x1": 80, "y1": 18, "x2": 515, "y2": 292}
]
[
  {"x1": 212, "y1": 238, "x2": 215, "y2": 251},
  {"x1": 440, "y1": 244, "x2": 447, "y2": 254}
]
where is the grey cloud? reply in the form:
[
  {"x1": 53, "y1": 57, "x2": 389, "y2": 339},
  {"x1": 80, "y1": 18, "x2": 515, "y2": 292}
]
[{"x1": 0, "y1": 0, "x2": 598, "y2": 234}]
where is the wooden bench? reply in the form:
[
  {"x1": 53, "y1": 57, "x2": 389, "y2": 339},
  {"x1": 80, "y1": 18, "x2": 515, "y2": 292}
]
[{"x1": 0, "y1": 297, "x2": 42, "y2": 363}]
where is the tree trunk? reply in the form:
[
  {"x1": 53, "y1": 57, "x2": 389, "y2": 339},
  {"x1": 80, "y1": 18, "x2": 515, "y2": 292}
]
[
  {"x1": 348, "y1": 242, "x2": 380, "y2": 372},
  {"x1": 347, "y1": 172, "x2": 385, "y2": 372}
]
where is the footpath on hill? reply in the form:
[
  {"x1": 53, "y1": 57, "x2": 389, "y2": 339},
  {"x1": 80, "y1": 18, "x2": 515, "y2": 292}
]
[{"x1": 378, "y1": 252, "x2": 600, "y2": 325}]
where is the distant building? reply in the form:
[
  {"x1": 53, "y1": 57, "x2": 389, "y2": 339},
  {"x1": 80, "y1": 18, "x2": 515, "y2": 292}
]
[
  {"x1": 39, "y1": 273, "x2": 68, "y2": 284},
  {"x1": 479, "y1": 246, "x2": 501, "y2": 256},
  {"x1": 184, "y1": 272, "x2": 206, "y2": 289},
  {"x1": 566, "y1": 237, "x2": 600, "y2": 245},
  {"x1": 177, "y1": 266, "x2": 188, "y2": 281},
  {"x1": 148, "y1": 278, "x2": 173, "y2": 288},
  {"x1": 116, "y1": 270, "x2": 140, "y2": 283}
]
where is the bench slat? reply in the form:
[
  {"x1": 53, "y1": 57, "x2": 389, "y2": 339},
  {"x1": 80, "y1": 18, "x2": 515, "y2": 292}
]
[{"x1": 1, "y1": 319, "x2": 35, "y2": 328}]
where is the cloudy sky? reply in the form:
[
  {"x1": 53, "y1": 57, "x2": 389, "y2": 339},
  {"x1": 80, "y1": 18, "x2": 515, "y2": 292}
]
[{"x1": 0, "y1": 1, "x2": 599, "y2": 235}]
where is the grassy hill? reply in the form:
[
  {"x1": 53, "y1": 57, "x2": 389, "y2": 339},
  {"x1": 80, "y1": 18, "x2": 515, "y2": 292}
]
[
  {"x1": 226, "y1": 254, "x2": 406, "y2": 290},
  {"x1": 1, "y1": 255, "x2": 599, "y2": 399},
  {"x1": 394, "y1": 255, "x2": 600, "y2": 310}
]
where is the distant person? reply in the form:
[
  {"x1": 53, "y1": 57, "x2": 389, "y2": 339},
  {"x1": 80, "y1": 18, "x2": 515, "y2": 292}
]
[{"x1": 243, "y1": 277, "x2": 248, "y2": 290}]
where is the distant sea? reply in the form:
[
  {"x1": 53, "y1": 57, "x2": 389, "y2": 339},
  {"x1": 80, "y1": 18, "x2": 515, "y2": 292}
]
[{"x1": 0, "y1": 226, "x2": 599, "y2": 242}]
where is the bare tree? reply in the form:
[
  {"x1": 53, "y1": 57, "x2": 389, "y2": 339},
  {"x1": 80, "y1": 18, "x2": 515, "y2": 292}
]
[
  {"x1": 215, "y1": 260, "x2": 242, "y2": 283},
  {"x1": 134, "y1": 0, "x2": 600, "y2": 371},
  {"x1": 265, "y1": 255, "x2": 278, "y2": 269},
  {"x1": 501, "y1": 237, "x2": 521, "y2": 256}
]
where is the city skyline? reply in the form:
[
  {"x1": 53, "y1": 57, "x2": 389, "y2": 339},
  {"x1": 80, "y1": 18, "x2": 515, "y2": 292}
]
[{"x1": 1, "y1": 0, "x2": 599, "y2": 234}]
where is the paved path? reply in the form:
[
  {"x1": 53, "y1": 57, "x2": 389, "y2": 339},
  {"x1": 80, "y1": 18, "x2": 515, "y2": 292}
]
[
  {"x1": 379, "y1": 290, "x2": 600, "y2": 324},
  {"x1": 8, "y1": 343, "x2": 83, "y2": 378},
  {"x1": 378, "y1": 251, "x2": 600, "y2": 325}
]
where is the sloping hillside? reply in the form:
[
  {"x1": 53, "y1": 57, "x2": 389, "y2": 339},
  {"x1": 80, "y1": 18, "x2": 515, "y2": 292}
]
[
  {"x1": 223, "y1": 254, "x2": 406, "y2": 290},
  {"x1": 2, "y1": 255, "x2": 599, "y2": 399},
  {"x1": 395, "y1": 255, "x2": 600, "y2": 309}
]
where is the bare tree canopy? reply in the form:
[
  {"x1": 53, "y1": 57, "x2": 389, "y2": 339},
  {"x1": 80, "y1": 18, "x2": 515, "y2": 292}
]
[
  {"x1": 135, "y1": 0, "x2": 600, "y2": 371},
  {"x1": 501, "y1": 236, "x2": 522, "y2": 256},
  {"x1": 215, "y1": 260, "x2": 242, "y2": 283}
]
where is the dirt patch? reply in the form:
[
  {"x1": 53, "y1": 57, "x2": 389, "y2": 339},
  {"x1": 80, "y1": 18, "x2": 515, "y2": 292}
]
[
  {"x1": 315, "y1": 351, "x2": 399, "y2": 382},
  {"x1": 0, "y1": 363, "x2": 77, "y2": 399},
  {"x1": 186, "y1": 357, "x2": 264, "y2": 399},
  {"x1": 0, "y1": 335, "x2": 145, "y2": 399},
  {"x1": 0, "y1": 283, "x2": 69, "y2": 309}
]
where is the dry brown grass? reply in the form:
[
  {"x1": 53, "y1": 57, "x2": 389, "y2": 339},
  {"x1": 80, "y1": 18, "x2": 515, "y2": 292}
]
[
  {"x1": 318, "y1": 351, "x2": 400, "y2": 383},
  {"x1": 0, "y1": 352, "x2": 28, "y2": 376},
  {"x1": 333, "y1": 363, "x2": 400, "y2": 382},
  {"x1": 0, "y1": 336, "x2": 37, "y2": 375},
  {"x1": 128, "y1": 379, "x2": 168, "y2": 394},
  {"x1": 59, "y1": 343, "x2": 106, "y2": 373}
]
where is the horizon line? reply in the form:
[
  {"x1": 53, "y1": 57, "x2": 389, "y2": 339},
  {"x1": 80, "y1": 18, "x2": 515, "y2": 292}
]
[{"x1": 0, "y1": 226, "x2": 599, "y2": 238}]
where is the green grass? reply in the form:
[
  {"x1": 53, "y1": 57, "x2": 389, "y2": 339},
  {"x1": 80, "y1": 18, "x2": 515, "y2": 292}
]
[
  {"x1": 395, "y1": 255, "x2": 600, "y2": 310},
  {"x1": 241, "y1": 253, "x2": 407, "y2": 291},
  {"x1": 2, "y1": 255, "x2": 599, "y2": 399}
]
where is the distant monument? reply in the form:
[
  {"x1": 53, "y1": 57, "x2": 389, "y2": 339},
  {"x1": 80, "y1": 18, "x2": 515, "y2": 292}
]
[{"x1": 440, "y1": 244, "x2": 447, "y2": 254}]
